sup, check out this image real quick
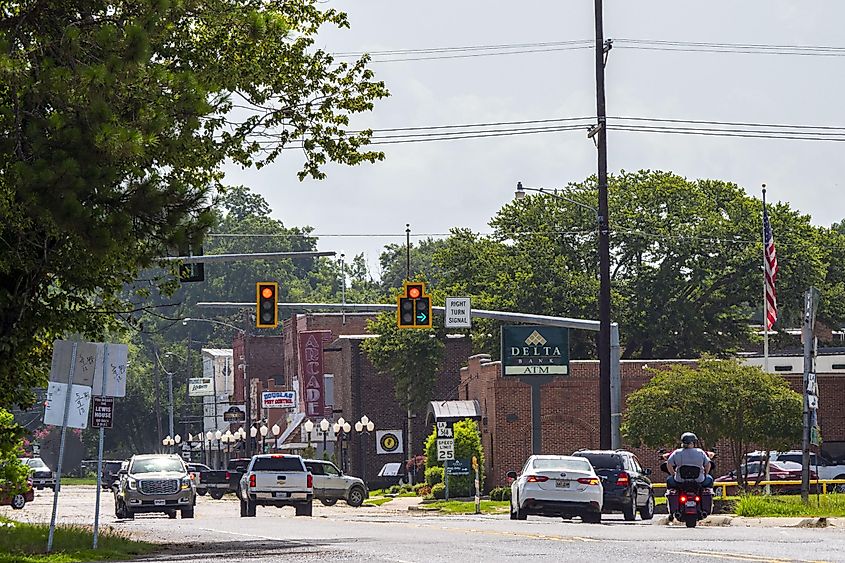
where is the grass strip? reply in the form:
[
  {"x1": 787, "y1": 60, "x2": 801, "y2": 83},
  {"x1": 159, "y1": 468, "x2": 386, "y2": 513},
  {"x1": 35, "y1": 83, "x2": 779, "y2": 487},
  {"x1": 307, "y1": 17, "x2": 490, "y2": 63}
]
[
  {"x1": 0, "y1": 516, "x2": 155, "y2": 563},
  {"x1": 734, "y1": 493, "x2": 845, "y2": 517},
  {"x1": 363, "y1": 497, "x2": 393, "y2": 507},
  {"x1": 425, "y1": 500, "x2": 509, "y2": 514}
]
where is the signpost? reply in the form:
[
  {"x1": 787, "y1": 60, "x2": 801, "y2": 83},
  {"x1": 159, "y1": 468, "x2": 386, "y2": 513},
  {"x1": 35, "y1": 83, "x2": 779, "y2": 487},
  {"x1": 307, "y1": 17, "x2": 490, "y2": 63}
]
[
  {"x1": 501, "y1": 326, "x2": 570, "y2": 455},
  {"x1": 436, "y1": 421, "x2": 455, "y2": 499},
  {"x1": 223, "y1": 406, "x2": 246, "y2": 423},
  {"x1": 445, "y1": 297, "x2": 472, "y2": 328}
]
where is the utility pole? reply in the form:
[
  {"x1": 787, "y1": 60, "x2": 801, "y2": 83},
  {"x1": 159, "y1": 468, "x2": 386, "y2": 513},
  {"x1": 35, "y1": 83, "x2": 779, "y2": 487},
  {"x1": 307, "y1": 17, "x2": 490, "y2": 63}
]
[
  {"x1": 801, "y1": 287, "x2": 820, "y2": 502},
  {"x1": 594, "y1": 0, "x2": 613, "y2": 449}
]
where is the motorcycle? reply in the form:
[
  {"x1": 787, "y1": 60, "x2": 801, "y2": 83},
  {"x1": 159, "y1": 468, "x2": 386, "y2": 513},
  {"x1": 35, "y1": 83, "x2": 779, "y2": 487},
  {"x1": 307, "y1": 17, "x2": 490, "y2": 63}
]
[{"x1": 660, "y1": 449, "x2": 715, "y2": 528}]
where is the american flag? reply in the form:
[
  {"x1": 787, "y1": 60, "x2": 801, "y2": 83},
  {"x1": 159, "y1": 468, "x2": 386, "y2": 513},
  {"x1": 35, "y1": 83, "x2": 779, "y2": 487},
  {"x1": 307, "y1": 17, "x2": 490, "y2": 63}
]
[{"x1": 763, "y1": 206, "x2": 779, "y2": 330}]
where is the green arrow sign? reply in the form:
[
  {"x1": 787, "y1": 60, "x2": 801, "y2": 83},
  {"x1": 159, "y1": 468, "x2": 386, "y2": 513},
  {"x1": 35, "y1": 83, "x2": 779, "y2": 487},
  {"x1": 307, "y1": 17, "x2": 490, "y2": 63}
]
[{"x1": 417, "y1": 312, "x2": 427, "y2": 323}]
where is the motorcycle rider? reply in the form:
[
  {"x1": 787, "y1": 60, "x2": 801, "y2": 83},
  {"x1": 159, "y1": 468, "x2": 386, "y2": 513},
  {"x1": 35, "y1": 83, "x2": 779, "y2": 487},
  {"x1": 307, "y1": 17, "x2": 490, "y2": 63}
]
[{"x1": 666, "y1": 432, "x2": 714, "y2": 488}]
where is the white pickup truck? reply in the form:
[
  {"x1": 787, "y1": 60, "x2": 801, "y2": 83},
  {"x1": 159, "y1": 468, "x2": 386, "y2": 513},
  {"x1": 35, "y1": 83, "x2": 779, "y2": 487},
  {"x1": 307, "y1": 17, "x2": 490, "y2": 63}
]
[{"x1": 238, "y1": 454, "x2": 313, "y2": 517}]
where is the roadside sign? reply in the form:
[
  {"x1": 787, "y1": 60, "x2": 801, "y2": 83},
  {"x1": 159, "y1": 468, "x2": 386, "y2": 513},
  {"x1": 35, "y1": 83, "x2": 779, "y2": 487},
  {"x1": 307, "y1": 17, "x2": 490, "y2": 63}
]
[
  {"x1": 188, "y1": 377, "x2": 215, "y2": 397},
  {"x1": 436, "y1": 421, "x2": 453, "y2": 438},
  {"x1": 446, "y1": 458, "x2": 471, "y2": 476},
  {"x1": 223, "y1": 405, "x2": 246, "y2": 422},
  {"x1": 501, "y1": 325, "x2": 569, "y2": 377},
  {"x1": 376, "y1": 430, "x2": 403, "y2": 454},
  {"x1": 437, "y1": 438, "x2": 455, "y2": 461},
  {"x1": 44, "y1": 382, "x2": 91, "y2": 429},
  {"x1": 51, "y1": 341, "x2": 128, "y2": 396},
  {"x1": 262, "y1": 391, "x2": 297, "y2": 409},
  {"x1": 91, "y1": 397, "x2": 114, "y2": 429},
  {"x1": 445, "y1": 297, "x2": 472, "y2": 328},
  {"x1": 808, "y1": 394, "x2": 819, "y2": 410}
]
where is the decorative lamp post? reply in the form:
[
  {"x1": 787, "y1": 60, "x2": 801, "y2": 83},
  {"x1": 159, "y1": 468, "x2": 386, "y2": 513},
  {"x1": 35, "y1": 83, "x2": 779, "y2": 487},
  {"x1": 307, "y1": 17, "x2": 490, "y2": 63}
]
[
  {"x1": 319, "y1": 419, "x2": 330, "y2": 457},
  {"x1": 206, "y1": 431, "x2": 214, "y2": 467},
  {"x1": 260, "y1": 424, "x2": 269, "y2": 454},
  {"x1": 271, "y1": 424, "x2": 281, "y2": 453},
  {"x1": 162, "y1": 435, "x2": 175, "y2": 452},
  {"x1": 303, "y1": 420, "x2": 314, "y2": 455},
  {"x1": 355, "y1": 416, "x2": 375, "y2": 482}
]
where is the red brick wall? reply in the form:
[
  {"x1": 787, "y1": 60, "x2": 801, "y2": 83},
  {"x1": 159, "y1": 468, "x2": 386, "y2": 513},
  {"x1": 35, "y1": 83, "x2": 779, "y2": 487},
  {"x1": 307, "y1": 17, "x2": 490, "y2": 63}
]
[{"x1": 462, "y1": 357, "x2": 845, "y2": 489}]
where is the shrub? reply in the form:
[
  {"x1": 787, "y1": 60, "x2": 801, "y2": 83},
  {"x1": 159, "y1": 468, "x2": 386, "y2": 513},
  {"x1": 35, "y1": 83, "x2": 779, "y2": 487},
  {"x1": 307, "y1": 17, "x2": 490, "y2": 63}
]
[
  {"x1": 431, "y1": 483, "x2": 446, "y2": 500},
  {"x1": 489, "y1": 487, "x2": 511, "y2": 501},
  {"x1": 415, "y1": 484, "x2": 431, "y2": 497},
  {"x1": 425, "y1": 466, "x2": 444, "y2": 486},
  {"x1": 388, "y1": 485, "x2": 402, "y2": 494}
]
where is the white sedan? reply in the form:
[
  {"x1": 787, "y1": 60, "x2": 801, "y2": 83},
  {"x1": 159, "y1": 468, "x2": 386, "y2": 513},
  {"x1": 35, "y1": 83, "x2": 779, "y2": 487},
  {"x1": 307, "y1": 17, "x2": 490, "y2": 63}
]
[{"x1": 508, "y1": 455, "x2": 603, "y2": 523}]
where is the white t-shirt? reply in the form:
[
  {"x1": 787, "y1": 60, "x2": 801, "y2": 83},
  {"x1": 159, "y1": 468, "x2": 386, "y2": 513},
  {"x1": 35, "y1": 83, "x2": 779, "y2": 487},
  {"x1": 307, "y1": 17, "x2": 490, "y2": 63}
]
[{"x1": 668, "y1": 447, "x2": 709, "y2": 483}]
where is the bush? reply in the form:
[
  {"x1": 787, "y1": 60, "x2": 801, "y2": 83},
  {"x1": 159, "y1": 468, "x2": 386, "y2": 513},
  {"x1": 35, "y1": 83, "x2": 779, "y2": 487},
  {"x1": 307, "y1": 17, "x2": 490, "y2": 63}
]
[
  {"x1": 489, "y1": 487, "x2": 511, "y2": 501},
  {"x1": 388, "y1": 485, "x2": 402, "y2": 494},
  {"x1": 431, "y1": 483, "x2": 446, "y2": 500},
  {"x1": 425, "y1": 466, "x2": 444, "y2": 486},
  {"x1": 415, "y1": 484, "x2": 431, "y2": 497}
]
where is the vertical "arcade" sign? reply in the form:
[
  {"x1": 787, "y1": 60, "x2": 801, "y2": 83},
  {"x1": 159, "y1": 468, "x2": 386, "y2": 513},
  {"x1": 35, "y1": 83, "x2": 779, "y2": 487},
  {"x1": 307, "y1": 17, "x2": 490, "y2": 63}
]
[{"x1": 298, "y1": 331, "x2": 332, "y2": 417}]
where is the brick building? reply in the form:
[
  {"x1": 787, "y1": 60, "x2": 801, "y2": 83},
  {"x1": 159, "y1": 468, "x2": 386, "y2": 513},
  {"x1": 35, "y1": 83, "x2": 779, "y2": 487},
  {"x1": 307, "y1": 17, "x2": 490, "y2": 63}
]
[{"x1": 461, "y1": 353, "x2": 845, "y2": 490}]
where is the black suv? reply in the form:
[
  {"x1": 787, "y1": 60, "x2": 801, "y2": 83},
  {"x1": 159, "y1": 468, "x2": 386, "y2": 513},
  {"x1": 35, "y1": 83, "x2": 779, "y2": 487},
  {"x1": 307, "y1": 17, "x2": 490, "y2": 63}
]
[{"x1": 573, "y1": 449, "x2": 655, "y2": 521}]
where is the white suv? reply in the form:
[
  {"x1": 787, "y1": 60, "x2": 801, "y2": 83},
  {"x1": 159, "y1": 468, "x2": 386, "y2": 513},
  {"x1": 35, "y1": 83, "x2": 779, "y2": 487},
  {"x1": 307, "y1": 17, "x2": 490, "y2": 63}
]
[{"x1": 303, "y1": 459, "x2": 368, "y2": 507}]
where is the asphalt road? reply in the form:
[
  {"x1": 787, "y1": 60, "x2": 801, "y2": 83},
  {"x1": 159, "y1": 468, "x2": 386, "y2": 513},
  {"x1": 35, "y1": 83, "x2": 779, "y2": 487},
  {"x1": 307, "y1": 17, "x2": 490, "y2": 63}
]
[{"x1": 3, "y1": 486, "x2": 844, "y2": 562}]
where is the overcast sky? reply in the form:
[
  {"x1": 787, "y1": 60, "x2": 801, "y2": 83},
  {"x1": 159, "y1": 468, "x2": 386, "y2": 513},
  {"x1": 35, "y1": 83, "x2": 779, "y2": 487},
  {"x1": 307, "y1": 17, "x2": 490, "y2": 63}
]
[{"x1": 223, "y1": 1, "x2": 845, "y2": 278}]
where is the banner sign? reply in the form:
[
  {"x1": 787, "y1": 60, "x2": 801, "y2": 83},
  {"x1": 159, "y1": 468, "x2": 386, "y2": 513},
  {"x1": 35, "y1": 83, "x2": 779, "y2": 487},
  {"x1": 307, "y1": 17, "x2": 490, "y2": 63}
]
[
  {"x1": 188, "y1": 377, "x2": 215, "y2": 397},
  {"x1": 501, "y1": 325, "x2": 570, "y2": 376},
  {"x1": 262, "y1": 391, "x2": 297, "y2": 409},
  {"x1": 376, "y1": 430, "x2": 403, "y2": 454},
  {"x1": 299, "y1": 331, "x2": 332, "y2": 417},
  {"x1": 91, "y1": 396, "x2": 114, "y2": 429}
]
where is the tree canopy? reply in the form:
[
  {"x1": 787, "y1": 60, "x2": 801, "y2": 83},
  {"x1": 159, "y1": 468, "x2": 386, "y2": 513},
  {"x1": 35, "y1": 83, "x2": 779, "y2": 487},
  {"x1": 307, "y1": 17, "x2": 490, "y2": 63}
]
[
  {"x1": 432, "y1": 170, "x2": 842, "y2": 359},
  {"x1": 0, "y1": 0, "x2": 387, "y2": 413}
]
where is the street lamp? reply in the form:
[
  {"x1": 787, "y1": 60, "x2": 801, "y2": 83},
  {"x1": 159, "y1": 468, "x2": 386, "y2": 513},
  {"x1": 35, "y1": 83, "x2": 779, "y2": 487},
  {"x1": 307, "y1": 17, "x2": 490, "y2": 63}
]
[
  {"x1": 514, "y1": 181, "x2": 612, "y2": 449},
  {"x1": 271, "y1": 424, "x2": 281, "y2": 453},
  {"x1": 355, "y1": 416, "x2": 375, "y2": 482},
  {"x1": 260, "y1": 424, "x2": 269, "y2": 454},
  {"x1": 162, "y1": 435, "x2": 175, "y2": 452},
  {"x1": 304, "y1": 419, "x2": 314, "y2": 454},
  {"x1": 333, "y1": 418, "x2": 352, "y2": 473},
  {"x1": 319, "y1": 418, "x2": 331, "y2": 458}
]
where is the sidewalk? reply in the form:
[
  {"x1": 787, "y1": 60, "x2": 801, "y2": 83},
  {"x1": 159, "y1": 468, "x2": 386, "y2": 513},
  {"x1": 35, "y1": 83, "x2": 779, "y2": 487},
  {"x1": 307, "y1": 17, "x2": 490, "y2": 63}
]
[{"x1": 369, "y1": 496, "x2": 424, "y2": 513}]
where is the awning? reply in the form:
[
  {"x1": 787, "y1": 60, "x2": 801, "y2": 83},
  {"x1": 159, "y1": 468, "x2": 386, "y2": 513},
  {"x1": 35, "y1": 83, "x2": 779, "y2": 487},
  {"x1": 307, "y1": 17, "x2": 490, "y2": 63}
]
[{"x1": 425, "y1": 400, "x2": 482, "y2": 426}]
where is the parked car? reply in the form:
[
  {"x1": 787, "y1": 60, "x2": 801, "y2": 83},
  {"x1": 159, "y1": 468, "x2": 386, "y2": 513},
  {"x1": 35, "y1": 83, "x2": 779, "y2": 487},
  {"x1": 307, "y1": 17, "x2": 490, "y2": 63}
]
[
  {"x1": 0, "y1": 478, "x2": 34, "y2": 509},
  {"x1": 186, "y1": 463, "x2": 211, "y2": 496},
  {"x1": 238, "y1": 454, "x2": 313, "y2": 517},
  {"x1": 303, "y1": 459, "x2": 368, "y2": 507},
  {"x1": 747, "y1": 451, "x2": 845, "y2": 492},
  {"x1": 113, "y1": 454, "x2": 196, "y2": 520},
  {"x1": 507, "y1": 455, "x2": 603, "y2": 523},
  {"x1": 715, "y1": 460, "x2": 817, "y2": 495},
  {"x1": 101, "y1": 460, "x2": 125, "y2": 490},
  {"x1": 20, "y1": 457, "x2": 55, "y2": 490},
  {"x1": 196, "y1": 458, "x2": 250, "y2": 499},
  {"x1": 573, "y1": 449, "x2": 655, "y2": 521}
]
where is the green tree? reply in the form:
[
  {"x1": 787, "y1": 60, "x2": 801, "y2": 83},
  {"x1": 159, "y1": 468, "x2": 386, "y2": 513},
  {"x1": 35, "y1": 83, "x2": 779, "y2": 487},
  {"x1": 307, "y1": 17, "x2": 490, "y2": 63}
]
[
  {"x1": 0, "y1": 409, "x2": 28, "y2": 495},
  {"x1": 423, "y1": 419, "x2": 484, "y2": 496},
  {"x1": 621, "y1": 358, "x2": 802, "y2": 486},
  {"x1": 361, "y1": 311, "x2": 444, "y2": 414},
  {"x1": 0, "y1": 0, "x2": 387, "y2": 416},
  {"x1": 434, "y1": 171, "x2": 837, "y2": 359}
]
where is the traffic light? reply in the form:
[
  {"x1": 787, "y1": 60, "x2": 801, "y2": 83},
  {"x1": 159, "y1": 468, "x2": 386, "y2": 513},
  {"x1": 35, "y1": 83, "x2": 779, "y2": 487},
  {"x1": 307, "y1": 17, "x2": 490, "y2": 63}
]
[
  {"x1": 397, "y1": 282, "x2": 432, "y2": 329},
  {"x1": 255, "y1": 282, "x2": 278, "y2": 328}
]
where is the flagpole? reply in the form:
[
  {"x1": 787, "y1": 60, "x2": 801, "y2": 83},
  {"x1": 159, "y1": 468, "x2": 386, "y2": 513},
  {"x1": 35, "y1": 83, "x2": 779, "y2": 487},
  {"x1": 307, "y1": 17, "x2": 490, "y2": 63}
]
[{"x1": 762, "y1": 185, "x2": 769, "y2": 373}]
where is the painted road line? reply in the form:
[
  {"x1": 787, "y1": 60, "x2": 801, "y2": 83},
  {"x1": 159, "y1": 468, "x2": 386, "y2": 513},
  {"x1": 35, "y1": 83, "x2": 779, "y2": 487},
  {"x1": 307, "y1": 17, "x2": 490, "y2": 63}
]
[{"x1": 669, "y1": 550, "x2": 830, "y2": 563}]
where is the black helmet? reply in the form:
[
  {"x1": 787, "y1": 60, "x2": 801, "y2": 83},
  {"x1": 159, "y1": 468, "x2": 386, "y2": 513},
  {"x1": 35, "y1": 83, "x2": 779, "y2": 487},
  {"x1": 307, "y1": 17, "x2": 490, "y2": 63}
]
[{"x1": 681, "y1": 432, "x2": 698, "y2": 445}]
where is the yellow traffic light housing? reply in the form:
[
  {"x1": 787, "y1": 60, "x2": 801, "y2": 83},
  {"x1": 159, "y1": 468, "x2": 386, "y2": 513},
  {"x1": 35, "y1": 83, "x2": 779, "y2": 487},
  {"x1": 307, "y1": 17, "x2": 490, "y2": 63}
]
[
  {"x1": 256, "y1": 282, "x2": 279, "y2": 328},
  {"x1": 397, "y1": 281, "x2": 432, "y2": 329}
]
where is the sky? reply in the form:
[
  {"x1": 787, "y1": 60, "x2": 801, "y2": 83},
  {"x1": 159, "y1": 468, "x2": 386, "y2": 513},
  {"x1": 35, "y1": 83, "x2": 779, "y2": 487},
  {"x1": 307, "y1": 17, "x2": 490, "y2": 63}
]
[{"x1": 222, "y1": 1, "x2": 845, "y2": 278}]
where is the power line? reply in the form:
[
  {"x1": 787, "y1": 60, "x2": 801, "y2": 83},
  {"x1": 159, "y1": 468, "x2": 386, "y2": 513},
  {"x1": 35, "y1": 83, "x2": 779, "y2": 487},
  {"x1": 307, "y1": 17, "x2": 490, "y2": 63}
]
[{"x1": 329, "y1": 37, "x2": 845, "y2": 63}]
